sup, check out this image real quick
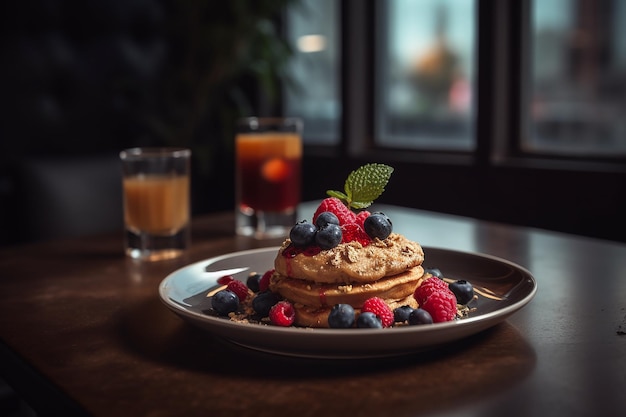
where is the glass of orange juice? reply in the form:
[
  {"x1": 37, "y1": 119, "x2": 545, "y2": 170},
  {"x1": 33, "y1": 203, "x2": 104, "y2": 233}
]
[
  {"x1": 120, "y1": 147, "x2": 191, "y2": 261},
  {"x1": 236, "y1": 117, "x2": 302, "y2": 238}
]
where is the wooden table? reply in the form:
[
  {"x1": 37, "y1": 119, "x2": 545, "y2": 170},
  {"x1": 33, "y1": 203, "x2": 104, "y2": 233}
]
[{"x1": 1, "y1": 203, "x2": 625, "y2": 417}]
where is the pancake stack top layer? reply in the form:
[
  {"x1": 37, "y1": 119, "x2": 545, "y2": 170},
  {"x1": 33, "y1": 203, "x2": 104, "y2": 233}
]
[{"x1": 274, "y1": 233, "x2": 424, "y2": 284}]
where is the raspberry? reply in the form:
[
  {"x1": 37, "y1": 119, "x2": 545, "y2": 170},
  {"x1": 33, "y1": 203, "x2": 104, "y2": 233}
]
[
  {"x1": 226, "y1": 280, "x2": 249, "y2": 301},
  {"x1": 269, "y1": 301, "x2": 295, "y2": 326},
  {"x1": 217, "y1": 275, "x2": 234, "y2": 285},
  {"x1": 414, "y1": 277, "x2": 449, "y2": 305},
  {"x1": 361, "y1": 297, "x2": 394, "y2": 328},
  {"x1": 340, "y1": 223, "x2": 371, "y2": 246},
  {"x1": 313, "y1": 197, "x2": 356, "y2": 226},
  {"x1": 355, "y1": 210, "x2": 370, "y2": 229},
  {"x1": 259, "y1": 269, "x2": 274, "y2": 292},
  {"x1": 420, "y1": 290, "x2": 457, "y2": 323}
]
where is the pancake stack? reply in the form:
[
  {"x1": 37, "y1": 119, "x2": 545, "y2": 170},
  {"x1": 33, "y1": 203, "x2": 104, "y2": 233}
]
[{"x1": 269, "y1": 233, "x2": 426, "y2": 327}]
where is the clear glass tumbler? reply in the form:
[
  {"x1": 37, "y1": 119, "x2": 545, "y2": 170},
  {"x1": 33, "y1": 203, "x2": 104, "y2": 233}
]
[
  {"x1": 120, "y1": 147, "x2": 191, "y2": 261},
  {"x1": 235, "y1": 117, "x2": 302, "y2": 239}
]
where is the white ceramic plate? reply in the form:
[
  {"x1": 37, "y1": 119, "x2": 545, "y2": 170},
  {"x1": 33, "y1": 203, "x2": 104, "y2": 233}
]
[{"x1": 159, "y1": 247, "x2": 536, "y2": 358}]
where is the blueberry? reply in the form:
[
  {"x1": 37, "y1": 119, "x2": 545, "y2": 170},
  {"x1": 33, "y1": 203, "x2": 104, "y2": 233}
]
[
  {"x1": 356, "y1": 312, "x2": 383, "y2": 328},
  {"x1": 448, "y1": 280, "x2": 474, "y2": 305},
  {"x1": 289, "y1": 221, "x2": 317, "y2": 247},
  {"x1": 315, "y1": 223, "x2": 342, "y2": 250},
  {"x1": 246, "y1": 273, "x2": 262, "y2": 293},
  {"x1": 363, "y1": 212, "x2": 392, "y2": 240},
  {"x1": 424, "y1": 267, "x2": 443, "y2": 279},
  {"x1": 408, "y1": 308, "x2": 433, "y2": 325},
  {"x1": 251, "y1": 291, "x2": 280, "y2": 317},
  {"x1": 393, "y1": 305, "x2": 415, "y2": 323},
  {"x1": 315, "y1": 211, "x2": 340, "y2": 228},
  {"x1": 328, "y1": 304, "x2": 355, "y2": 328},
  {"x1": 211, "y1": 289, "x2": 240, "y2": 316}
]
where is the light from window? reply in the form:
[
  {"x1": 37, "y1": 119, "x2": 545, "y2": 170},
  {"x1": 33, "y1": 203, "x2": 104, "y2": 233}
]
[
  {"x1": 526, "y1": 0, "x2": 626, "y2": 156},
  {"x1": 376, "y1": 0, "x2": 476, "y2": 151},
  {"x1": 284, "y1": 0, "x2": 340, "y2": 145}
]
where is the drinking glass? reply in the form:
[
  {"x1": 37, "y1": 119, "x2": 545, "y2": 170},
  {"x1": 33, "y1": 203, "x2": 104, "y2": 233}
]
[
  {"x1": 235, "y1": 117, "x2": 302, "y2": 239},
  {"x1": 120, "y1": 147, "x2": 191, "y2": 261}
]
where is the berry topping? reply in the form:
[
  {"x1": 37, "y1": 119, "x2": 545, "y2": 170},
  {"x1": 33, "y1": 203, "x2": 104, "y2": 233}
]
[
  {"x1": 251, "y1": 291, "x2": 280, "y2": 317},
  {"x1": 246, "y1": 273, "x2": 262, "y2": 293},
  {"x1": 259, "y1": 269, "x2": 274, "y2": 293},
  {"x1": 421, "y1": 290, "x2": 457, "y2": 323},
  {"x1": 448, "y1": 280, "x2": 475, "y2": 305},
  {"x1": 340, "y1": 223, "x2": 371, "y2": 246},
  {"x1": 355, "y1": 210, "x2": 371, "y2": 229},
  {"x1": 226, "y1": 280, "x2": 249, "y2": 301},
  {"x1": 361, "y1": 297, "x2": 394, "y2": 328},
  {"x1": 424, "y1": 267, "x2": 443, "y2": 279},
  {"x1": 414, "y1": 276, "x2": 450, "y2": 305},
  {"x1": 363, "y1": 212, "x2": 393, "y2": 240},
  {"x1": 393, "y1": 305, "x2": 415, "y2": 323},
  {"x1": 408, "y1": 308, "x2": 434, "y2": 325},
  {"x1": 315, "y1": 223, "x2": 343, "y2": 250},
  {"x1": 313, "y1": 197, "x2": 356, "y2": 226},
  {"x1": 356, "y1": 312, "x2": 383, "y2": 328},
  {"x1": 211, "y1": 289, "x2": 240, "y2": 316},
  {"x1": 269, "y1": 301, "x2": 296, "y2": 326},
  {"x1": 328, "y1": 304, "x2": 356, "y2": 328},
  {"x1": 314, "y1": 211, "x2": 340, "y2": 228},
  {"x1": 217, "y1": 275, "x2": 234, "y2": 285},
  {"x1": 289, "y1": 221, "x2": 317, "y2": 247}
]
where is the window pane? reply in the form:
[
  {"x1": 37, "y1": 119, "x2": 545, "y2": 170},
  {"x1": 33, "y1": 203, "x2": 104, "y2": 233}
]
[
  {"x1": 376, "y1": 0, "x2": 476, "y2": 150},
  {"x1": 284, "y1": 0, "x2": 340, "y2": 145},
  {"x1": 527, "y1": 0, "x2": 626, "y2": 156}
]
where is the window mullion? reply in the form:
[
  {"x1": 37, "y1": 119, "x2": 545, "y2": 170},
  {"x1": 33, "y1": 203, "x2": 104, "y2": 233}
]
[
  {"x1": 476, "y1": 0, "x2": 520, "y2": 166},
  {"x1": 341, "y1": 0, "x2": 374, "y2": 158}
]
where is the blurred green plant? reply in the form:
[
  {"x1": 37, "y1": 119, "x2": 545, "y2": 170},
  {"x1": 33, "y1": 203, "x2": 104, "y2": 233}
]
[{"x1": 149, "y1": 0, "x2": 300, "y2": 177}]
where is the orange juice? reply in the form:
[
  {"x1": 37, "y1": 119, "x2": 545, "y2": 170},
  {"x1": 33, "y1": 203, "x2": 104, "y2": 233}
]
[
  {"x1": 236, "y1": 132, "x2": 301, "y2": 212},
  {"x1": 123, "y1": 174, "x2": 190, "y2": 235}
]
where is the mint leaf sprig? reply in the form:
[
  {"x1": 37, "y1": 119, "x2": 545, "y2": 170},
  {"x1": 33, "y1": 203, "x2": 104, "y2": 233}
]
[{"x1": 327, "y1": 163, "x2": 394, "y2": 210}]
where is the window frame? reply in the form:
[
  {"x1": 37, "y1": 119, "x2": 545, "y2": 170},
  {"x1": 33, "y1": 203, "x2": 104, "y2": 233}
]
[{"x1": 294, "y1": 0, "x2": 626, "y2": 243}]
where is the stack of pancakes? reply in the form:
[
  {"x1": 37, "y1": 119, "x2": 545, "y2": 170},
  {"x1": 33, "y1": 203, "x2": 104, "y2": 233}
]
[{"x1": 269, "y1": 233, "x2": 425, "y2": 327}]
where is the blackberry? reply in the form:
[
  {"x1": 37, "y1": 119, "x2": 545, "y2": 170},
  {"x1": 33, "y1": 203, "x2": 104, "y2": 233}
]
[
  {"x1": 246, "y1": 273, "x2": 262, "y2": 293},
  {"x1": 211, "y1": 289, "x2": 239, "y2": 316},
  {"x1": 448, "y1": 280, "x2": 474, "y2": 305},
  {"x1": 315, "y1": 223, "x2": 342, "y2": 250},
  {"x1": 327, "y1": 304, "x2": 355, "y2": 328},
  {"x1": 363, "y1": 212, "x2": 393, "y2": 240},
  {"x1": 408, "y1": 308, "x2": 433, "y2": 325},
  {"x1": 251, "y1": 291, "x2": 280, "y2": 317},
  {"x1": 315, "y1": 211, "x2": 340, "y2": 228},
  {"x1": 393, "y1": 305, "x2": 415, "y2": 323},
  {"x1": 356, "y1": 312, "x2": 383, "y2": 328},
  {"x1": 289, "y1": 221, "x2": 317, "y2": 247}
]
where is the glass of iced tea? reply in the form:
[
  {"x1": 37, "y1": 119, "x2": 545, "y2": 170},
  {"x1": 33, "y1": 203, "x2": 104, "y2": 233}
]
[
  {"x1": 120, "y1": 147, "x2": 191, "y2": 261},
  {"x1": 236, "y1": 117, "x2": 302, "y2": 238}
]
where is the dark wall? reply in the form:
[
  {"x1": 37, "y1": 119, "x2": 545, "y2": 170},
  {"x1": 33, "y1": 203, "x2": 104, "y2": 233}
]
[{"x1": 0, "y1": 0, "x2": 280, "y2": 245}]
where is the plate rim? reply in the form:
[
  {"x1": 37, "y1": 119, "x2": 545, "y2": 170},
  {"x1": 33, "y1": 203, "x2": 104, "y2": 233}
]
[{"x1": 158, "y1": 246, "x2": 536, "y2": 356}]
